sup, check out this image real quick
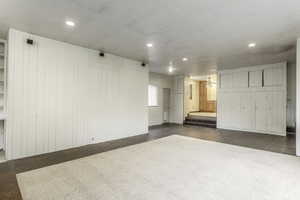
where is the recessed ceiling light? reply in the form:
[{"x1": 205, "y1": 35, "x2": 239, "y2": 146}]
[
  {"x1": 65, "y1": 20, "x2": 75, "y2": 27},
  {"x1": 182, "y1": 57, "x2": 188, "y2": 61},
  {"x1": 146, "y1": 43, "x2": 153, "y2": 48},
  {"x1": 248, "y1": 43, "x2": 256, "y2": 48}
]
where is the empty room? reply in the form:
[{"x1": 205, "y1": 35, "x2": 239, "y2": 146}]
[{"x1": 0, "y1": 0, "x2": 300, "y2": 199}]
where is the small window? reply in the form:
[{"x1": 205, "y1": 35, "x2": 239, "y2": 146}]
[{"x1": 148, "y1": 85, "x2": 158, "y2": 106}]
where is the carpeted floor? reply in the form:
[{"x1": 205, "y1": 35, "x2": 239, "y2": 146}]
[{"x1": 17, "y1": 135, "x2": 300, "y2": 200}]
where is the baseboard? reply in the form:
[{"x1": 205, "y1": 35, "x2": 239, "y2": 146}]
[
  {"x1": 149, "y1": 123, "x2": 179, "y2": 129},
  {"x1": 217, "y1": 126, "x2": 286, "y2": 136}
]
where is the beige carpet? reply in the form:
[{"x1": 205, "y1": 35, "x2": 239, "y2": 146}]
[{"x1": 17, "y1": 135, "x2": 300, "y2": 200}]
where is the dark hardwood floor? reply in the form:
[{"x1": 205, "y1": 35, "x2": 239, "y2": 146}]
[{"x1": 0, "y1": 124, "x2": 296, "y2": 199}]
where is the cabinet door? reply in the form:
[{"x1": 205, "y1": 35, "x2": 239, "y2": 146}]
[
  {"x1": 220, "y1": 73, "x2": 233, "y2": 89},
  {"x1": 249, "y1": 70, "x2": 262, "y2": 88},
  {"x1": 218, "y1": 92, "x2": 233, "y2": 128},
  {"x1": 268, "y1": 91, "x2": 285, "y2": 133},
  {"x1": 255, "y1": 92, "x2": 269, "y2": 131},
  {"x1": 264, "y1": 67, "x2": 284, "y2": 87},
  {"x1": 230, "y1": 92, "x2": 241, "y2": 128},
  {"x1": 233, "y1": 71, "x2": 248, "y2": 88},
  {"x1": 240, "y1": 92, "x2": 255, "y2": 130}
]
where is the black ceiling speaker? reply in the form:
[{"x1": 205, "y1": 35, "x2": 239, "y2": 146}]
[
  {"x1": 99, "y1": 52, "x2": 105, "y2": 57},
  {"x1": 141, "y1": 62, "x2": 146, "y2": 67},
  {"x1": 27, "y1": 39, "x2": 33, "y2": 45}
]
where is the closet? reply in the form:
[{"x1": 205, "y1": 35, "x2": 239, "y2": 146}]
[{"x1": 217, "y1": 62, "x2": 286, "y2": 136}]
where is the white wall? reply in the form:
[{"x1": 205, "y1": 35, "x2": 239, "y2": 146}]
[
  {"x1": 184, "y1": 78, "x2": 199, "y2": 117},
  {"x1": 148, "y1": 72, "x2": 172, "y2": 126},
  {"x1": 6, "y1": 29, "x2": 148, "y2": 160}
]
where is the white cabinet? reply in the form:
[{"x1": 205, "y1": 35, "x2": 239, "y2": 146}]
[
  {"x1": 255, "y1": 92, "x2": 269, "y2": 132},
  {"x1": 218, "y1": 92, "x2": 255, "y2": 130},
  {"x1": 233, "y1": 71, "x2": 248, "y2": 88},
  {"x1": 217, "y1": 62, "x2": 287, "y2": 136},
  {"x1": 254, "y1": 91, "x2": 286, "y2": 134},
  {"x1": 240, "y1": 92, "x2": 255, "y2": 130},
  {"x1": 268, "y1": 91, "x2": 285, "y2": 133},
  {"x1": 218, "y1": 92, "x2": 232, "y2": 128},
  {"x1": 220, "y1": 71, "x2": 248, "y2": 89},
  {"x1": 249, "y1": 70, "x2": 262, "y2": 88},
  {"x1": 264, "y1": 66, "x2": 284, "y2": 87},
  {"x1": 220, "y1": 73, "x2": 233, "y2": 89}
]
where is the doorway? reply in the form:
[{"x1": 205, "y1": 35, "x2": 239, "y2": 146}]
[{"x1": 184, "y1": 74, "x2": 217, "y2": 127}]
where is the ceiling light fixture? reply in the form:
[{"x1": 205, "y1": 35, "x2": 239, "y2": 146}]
[
  {"x1": 146, "y1": 43, "x2": 153, "y2": 48},
  {"x1": 182, "y1": 57, "x2": 188, "y2": 61},
  {"x1": 65, "y1": 20, "x2": 75, "y2": 27},
  {"x1": 248, "y1": 43, "x2": 256, "y2": 48},
  {"x1": 168, "y1": 66, "x2": 174, "y2": 73}
]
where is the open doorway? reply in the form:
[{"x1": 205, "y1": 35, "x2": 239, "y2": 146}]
[{"x1": 184, "y1": 74, "x2": 217, "y2": 127}]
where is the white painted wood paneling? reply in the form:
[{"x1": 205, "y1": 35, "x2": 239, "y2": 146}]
[{"x1": 6, "y1": 29, "x2": 148, "y2": 160}]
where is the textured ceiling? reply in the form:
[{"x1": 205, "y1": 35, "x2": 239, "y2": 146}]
[{"x1": 0, "y1": 0, "x2": 299, "y2": 75}]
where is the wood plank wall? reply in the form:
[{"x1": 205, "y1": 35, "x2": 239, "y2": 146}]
[{"x1": 6, "y1": 29, "x2": 149, "y2": 160}]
